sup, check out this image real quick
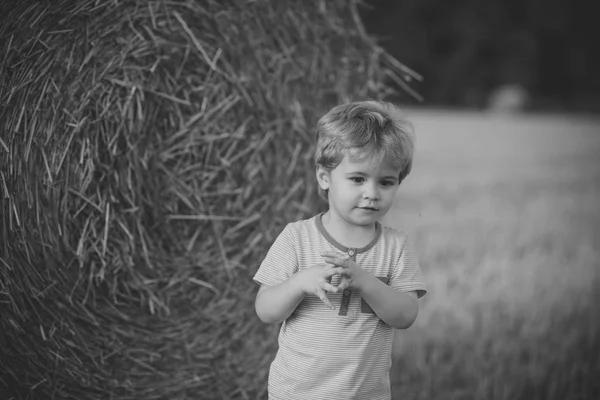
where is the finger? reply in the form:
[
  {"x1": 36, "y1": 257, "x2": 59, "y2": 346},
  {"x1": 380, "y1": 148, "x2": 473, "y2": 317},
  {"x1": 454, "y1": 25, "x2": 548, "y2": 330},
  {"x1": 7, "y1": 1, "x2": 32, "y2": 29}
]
[
  {"x1": 337, "y1": 268, "x2": 351, "y2": 277},
  {"x1": 322, "y1": 256, "x2": 348, "y2": 267},
  {"x1": 321, "y1": 282, "x2": 339, "y2": 294},
  {"x1": 337, "y1": 278, "x2": 351, "y2": 291},
  {"x1": 316, "y1": 290, "x2": 335, "y2": 310},
  {"x1": 320, "y1": 251, "x2": 339, "y2": 257},
  {"x1": 323, "y1": 266, "x2": 346, "y2": 278}
]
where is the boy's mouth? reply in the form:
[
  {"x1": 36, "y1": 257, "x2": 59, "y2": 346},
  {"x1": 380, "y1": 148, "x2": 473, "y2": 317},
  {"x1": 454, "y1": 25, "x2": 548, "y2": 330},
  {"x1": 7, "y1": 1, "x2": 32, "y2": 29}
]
[{"x1": 358, "y1": 206, "x2": 379, "y2": 211}]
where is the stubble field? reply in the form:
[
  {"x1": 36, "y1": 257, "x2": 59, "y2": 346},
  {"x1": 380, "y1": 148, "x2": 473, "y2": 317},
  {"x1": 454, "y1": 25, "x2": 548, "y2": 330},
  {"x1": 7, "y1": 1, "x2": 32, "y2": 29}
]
[{"x1": 384, "y1": 109, "x2": 600, "y2": 400}]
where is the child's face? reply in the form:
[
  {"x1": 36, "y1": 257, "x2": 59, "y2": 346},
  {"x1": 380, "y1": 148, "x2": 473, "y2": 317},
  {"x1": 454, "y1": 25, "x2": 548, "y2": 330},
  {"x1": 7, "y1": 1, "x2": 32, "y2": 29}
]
[{"x1": 317, "y1": 154, "x2": 401, "y2": 227}]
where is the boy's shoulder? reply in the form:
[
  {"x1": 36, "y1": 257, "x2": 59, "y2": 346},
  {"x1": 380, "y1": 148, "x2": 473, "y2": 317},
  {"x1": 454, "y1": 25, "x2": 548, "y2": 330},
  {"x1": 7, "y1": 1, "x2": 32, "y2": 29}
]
[
  {"x1": 284, "y1": 215, "x2": 318, "y2": 230},
  {"x1": 286, "y1": 214, "x2": 318, "y2": 228},
  {"x1": 379, "y1": 222, "x2": 410, "y2": 245},
  {"x1": 279, "y1": 215, "x2": 319, "y2": 237}
]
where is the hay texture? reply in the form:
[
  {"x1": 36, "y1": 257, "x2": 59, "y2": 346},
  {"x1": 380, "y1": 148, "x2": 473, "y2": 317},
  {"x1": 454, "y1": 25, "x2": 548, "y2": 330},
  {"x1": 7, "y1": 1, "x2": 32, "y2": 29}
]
[{"x1": 0, "y1": 0, "x2": 417, "y2": 399}]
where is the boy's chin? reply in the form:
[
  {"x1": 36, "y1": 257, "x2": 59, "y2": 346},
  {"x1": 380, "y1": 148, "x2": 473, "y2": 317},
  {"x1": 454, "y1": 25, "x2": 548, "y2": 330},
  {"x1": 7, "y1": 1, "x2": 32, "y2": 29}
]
[
  {"x1": 349, "y1": 209, "x2": 383, "y2": 225},
  {"x1": 327, "y1": 208, "x2": 385, "y2": 226}
]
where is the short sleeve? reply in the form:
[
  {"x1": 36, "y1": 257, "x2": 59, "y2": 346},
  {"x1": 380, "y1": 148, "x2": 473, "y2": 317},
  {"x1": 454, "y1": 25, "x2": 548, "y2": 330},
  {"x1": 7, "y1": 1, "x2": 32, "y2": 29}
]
[
  {"x1": 253, "y1": 224, "x2": 298, "y2": 287},
  {"x1": 389, "y1": 236, "x2": 427, "y2": 298}
]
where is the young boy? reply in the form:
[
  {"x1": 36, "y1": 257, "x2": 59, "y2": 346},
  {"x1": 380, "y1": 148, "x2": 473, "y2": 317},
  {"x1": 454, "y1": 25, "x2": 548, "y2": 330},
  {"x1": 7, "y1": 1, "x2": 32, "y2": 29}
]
[{"x1": 253, "y1": 101, "x2": 427, "y2": 400}]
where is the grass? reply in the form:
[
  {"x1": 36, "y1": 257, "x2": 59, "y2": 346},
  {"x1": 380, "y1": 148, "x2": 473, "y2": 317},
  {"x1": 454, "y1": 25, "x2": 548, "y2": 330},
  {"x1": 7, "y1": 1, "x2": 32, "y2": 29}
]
[{"x1": 384, "y1": 110, "x2": 600, "y2": 400}]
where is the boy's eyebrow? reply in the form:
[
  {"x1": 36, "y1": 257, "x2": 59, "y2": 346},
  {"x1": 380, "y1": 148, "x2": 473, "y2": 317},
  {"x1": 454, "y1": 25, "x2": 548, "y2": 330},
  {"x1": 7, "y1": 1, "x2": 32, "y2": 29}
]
[
  {"x1": 345, "y1": 171, "x2": 399, "y2": 181},
  {"x1": 345, "y1": 171, "x2": 368, "y2": 176}
]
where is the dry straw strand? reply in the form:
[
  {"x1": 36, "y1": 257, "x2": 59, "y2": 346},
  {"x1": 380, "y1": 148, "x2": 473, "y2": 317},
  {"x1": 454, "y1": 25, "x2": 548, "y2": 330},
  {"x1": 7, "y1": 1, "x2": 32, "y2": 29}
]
[{"x1": 0, "y1": 0, "x2": 419, "y2": 399}]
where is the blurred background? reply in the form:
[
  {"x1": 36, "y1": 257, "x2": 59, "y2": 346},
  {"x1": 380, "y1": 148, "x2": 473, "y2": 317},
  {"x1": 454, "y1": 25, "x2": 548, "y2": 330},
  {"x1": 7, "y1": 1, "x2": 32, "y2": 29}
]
[
  {"x1": 357, "y1": 1, "x2": 600, "y2": 398},
  {"x1": 360, "y1": 0, "x2": 600, "y2": 112}
]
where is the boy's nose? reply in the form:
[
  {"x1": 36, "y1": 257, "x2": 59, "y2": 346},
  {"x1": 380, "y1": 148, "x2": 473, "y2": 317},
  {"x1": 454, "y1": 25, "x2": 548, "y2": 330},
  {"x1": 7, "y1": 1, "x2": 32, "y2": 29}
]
[{"x1": 362, "y1": 183, "x2": 379, "y2": 200}]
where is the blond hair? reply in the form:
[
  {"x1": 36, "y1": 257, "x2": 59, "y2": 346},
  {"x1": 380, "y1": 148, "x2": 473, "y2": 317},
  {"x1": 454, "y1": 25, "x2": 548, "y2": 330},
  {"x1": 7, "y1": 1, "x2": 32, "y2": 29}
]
[{"x1": 315, "y1": 100, "x2": 415, "y2": 183}]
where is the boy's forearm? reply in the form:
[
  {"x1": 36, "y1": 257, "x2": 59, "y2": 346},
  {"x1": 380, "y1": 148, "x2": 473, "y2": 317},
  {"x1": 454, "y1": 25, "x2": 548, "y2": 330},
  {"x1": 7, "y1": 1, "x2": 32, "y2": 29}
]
[
  {"x1": 255, "y1": 275, "x2": 305, "y2": 324},
  {"x1": 359, "y1": 277, "x2": 419, "y2": 329}
]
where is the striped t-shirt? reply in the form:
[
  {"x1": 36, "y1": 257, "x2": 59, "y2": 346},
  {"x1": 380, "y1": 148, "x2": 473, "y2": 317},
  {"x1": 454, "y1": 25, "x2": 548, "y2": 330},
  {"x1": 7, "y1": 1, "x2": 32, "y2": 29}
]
[{"x1": 254, "y1": 213, "x2": 427, "y2": 400}]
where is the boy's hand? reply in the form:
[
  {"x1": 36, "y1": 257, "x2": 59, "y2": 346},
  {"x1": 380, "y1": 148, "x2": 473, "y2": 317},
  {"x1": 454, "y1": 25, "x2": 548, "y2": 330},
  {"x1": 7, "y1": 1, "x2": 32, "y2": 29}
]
[
  {"x1": 321, "y1": 251, "x2": 369, "y2": 292},
  {"x1": 296, "y1": 264, "x2": 345, "y2": 310}
]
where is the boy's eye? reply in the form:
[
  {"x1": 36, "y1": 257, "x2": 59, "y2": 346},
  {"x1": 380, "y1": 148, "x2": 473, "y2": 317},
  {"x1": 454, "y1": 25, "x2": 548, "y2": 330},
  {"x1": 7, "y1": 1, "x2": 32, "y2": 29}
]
[
  {"x1": 350, "y1": 177, "x2": 364, "y2": 183},
  {"x1": 380, "y1": 180, "x2": 397, "y2": 187}
]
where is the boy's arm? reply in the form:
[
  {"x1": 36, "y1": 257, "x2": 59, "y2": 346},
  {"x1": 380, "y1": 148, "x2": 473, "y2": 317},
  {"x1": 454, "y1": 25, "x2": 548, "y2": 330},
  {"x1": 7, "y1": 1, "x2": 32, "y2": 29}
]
[
  {"x1": 255, "y1": 265, "x2": 345, "y2": 324},
  {"x1": 254, "y1": 275, "x2": 306, "y2": 324},
  {"x1": 359, "y1": 278, "x2": 419, "y2": 329}
]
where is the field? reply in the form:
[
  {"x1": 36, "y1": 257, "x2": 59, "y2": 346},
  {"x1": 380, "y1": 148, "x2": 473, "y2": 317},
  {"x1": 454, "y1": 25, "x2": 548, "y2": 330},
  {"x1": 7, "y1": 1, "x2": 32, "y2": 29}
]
[{"x1": 384, "y1": 110, "x2": 600, "y2": 400}]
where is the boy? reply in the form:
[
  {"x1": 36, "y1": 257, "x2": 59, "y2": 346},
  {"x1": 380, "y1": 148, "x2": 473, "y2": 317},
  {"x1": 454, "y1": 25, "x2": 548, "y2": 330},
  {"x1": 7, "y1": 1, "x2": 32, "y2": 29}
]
[{"x1": 254, "y1": 101, "x2": 427, "y2": 400}]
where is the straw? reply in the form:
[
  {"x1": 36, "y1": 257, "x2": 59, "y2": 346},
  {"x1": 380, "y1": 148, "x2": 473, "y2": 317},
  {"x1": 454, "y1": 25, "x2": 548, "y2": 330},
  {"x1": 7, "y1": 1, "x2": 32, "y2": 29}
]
[{"x1": 0, "y1": 0, "x2": 419, "y2": 398}]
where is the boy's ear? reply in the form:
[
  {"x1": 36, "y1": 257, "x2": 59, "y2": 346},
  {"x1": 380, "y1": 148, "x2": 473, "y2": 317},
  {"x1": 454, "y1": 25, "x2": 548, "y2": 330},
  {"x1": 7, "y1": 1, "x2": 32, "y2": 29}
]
[{"x1": 316, "y1": 167, "x2": 330, "y2": 190}]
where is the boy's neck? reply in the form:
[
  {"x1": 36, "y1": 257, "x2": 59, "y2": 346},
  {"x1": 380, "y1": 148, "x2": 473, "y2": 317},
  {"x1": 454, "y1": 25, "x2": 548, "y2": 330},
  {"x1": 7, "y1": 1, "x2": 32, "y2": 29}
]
[{"x1": 321, "y1": 211, "x2": 377, "y2": 249}]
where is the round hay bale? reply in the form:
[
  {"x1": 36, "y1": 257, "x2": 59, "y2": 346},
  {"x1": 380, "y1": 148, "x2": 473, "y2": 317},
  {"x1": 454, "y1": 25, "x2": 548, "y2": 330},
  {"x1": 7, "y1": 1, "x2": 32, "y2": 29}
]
[{"x1": 0, "y1": 0, "x2": 416, "y2": 398}]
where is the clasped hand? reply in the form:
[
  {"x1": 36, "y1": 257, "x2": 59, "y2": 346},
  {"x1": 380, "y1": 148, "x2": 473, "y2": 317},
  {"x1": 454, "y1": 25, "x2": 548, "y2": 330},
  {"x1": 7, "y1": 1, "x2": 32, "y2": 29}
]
[{"x1": 296, "y1": 251, "x2": 368, "y2": 310}]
